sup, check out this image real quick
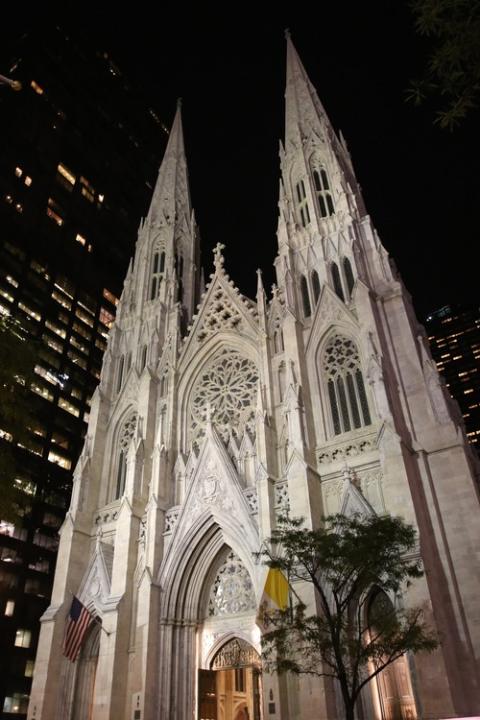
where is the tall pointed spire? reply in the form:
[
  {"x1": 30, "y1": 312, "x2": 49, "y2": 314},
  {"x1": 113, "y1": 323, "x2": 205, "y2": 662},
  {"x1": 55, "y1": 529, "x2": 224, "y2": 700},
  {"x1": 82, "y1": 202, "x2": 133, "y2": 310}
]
[
  {"x1": 284, "y1": 30, "x2": 334, "y2": 150},
  {"x1": 147, "y1": 98, "x2": 191, "y2": 228},
  {"x1": 125, "y1": 101, "x2": 201, "y2": 325}
]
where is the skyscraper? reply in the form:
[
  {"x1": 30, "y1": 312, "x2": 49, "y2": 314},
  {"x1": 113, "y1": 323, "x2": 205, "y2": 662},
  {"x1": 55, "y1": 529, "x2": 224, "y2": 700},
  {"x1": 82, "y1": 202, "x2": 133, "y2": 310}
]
[
  {"x1": 30, "y1": 35, "x2": 480, "y2": 720},
  {"x1": 0, "y1": 27, "x2": 165, "y2": 717},
  {"x1": 426, "y1": 303, "x2": 480, "y2": 450}
]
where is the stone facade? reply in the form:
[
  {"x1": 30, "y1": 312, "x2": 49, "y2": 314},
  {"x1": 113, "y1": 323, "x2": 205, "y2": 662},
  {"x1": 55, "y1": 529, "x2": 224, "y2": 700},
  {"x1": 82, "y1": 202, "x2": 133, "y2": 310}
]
[{"x1": 28, "y1": 36, "x2": 480, "y2": 720}]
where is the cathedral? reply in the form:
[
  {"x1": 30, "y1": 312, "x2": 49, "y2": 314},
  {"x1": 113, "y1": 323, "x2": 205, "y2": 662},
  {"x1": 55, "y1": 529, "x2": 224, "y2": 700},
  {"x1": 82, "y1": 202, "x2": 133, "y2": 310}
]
[{"x1": 28, "y1": 35, "x2": 480, "y2": 720}]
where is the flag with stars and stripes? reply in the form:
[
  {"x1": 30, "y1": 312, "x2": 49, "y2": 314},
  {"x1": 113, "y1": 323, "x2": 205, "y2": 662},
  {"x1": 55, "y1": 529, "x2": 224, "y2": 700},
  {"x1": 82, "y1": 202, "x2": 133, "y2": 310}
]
[{"x1": 62, "y1": 596, "x2": 95, "y2": 662}]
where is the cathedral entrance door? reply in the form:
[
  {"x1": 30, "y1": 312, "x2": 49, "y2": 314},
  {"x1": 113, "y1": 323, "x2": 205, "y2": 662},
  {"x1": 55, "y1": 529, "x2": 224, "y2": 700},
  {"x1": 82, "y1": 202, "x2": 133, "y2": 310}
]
[{"x1": 199, "y1": 638, "x2": 262, "y2": 720}]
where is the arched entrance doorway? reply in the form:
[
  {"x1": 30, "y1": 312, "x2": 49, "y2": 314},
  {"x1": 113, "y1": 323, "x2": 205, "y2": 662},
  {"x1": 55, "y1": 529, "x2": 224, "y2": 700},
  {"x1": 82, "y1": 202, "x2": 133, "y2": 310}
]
[
  {"x1": 198, "y1": 638, "x2": 261, "y2": 720},
  {"x1": 367, "y1": 589, "x2": 417, "y2": 720},
  {"x1": 71, "y1": 621, "x2": 101, "y2": 720}
]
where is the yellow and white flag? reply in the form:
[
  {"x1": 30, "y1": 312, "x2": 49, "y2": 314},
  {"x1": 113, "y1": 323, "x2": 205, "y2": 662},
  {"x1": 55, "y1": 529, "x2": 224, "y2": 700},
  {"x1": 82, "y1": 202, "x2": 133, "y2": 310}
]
[{"x1": 257, "y1": 567, "x2": 289, "y2": 632}]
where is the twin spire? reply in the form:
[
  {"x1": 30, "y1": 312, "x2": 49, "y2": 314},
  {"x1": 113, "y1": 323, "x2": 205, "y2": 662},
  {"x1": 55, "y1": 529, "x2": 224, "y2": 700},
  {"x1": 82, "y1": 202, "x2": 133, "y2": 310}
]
[
  {"x1": 143, "y1": 35, "x2": 352, "y2": 294},
  {"x1": 147, "y1": 33, "x2": 346, "y2": 227}
]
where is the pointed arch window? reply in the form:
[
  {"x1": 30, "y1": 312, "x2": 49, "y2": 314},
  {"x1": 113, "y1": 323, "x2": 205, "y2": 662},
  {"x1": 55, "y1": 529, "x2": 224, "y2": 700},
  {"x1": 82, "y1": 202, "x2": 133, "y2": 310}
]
[
  {"x1": 273, "y1": 329, "x2": 284, "y2": 354},
  {"x1": 313, "y1": 168, "x2": 334, "y2": 218},
  {"x1": 296, "y1": 180, "x2": 311, "y2": 228},
  {"x1": 116, "y1": 355, "x2": 125, "y2": 394},
  {"x1": 311, "y1": 270, "x2": 321, "y2": 304},
  {"x1": 323, "y1": 335, "x2": 371, "y2": 435},
  {"x1": 331, "y1": 262, "x2": 345, "y2": 302},
  {"x1": 175, "y1": 253, "x2": 184, "y2": 303},
  {"x1": 300, "y1": 275, "x2": 311, "y2": 318},
  {"x1": 140, "y1": 345, "x2": 148, "y2": 370},
  {"x1": 149, "y1": 250, "x2": 165, "y2": 301},
  {"x1": 115, "y1": 413, "x2": 137, "y2": 499},
  {"x1": 343, "y1": 257, "x2": 355, "y2": 298}
]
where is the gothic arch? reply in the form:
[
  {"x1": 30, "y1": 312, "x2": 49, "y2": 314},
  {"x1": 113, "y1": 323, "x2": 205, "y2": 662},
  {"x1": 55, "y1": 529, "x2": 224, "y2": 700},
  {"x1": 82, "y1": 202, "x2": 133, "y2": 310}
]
[
  {"x1": 205, "y1": 633, "x2": 261, "y2": 670},
  {"x1": 71, "y1": 622, "x2": 101, "y2": 720},
  {"x1": 364, "y1": 587, "x2": 418, "y2": 720},
  {"x1": 176, "y1": 333, "x2": 260, "y2": 453},
  {"x1": 156, "y1": 511, "x2": 261, "y2": 719},
  {"x1": 320, "y1": 333, "x2": 372, "y2": 437},
  {"x1": 158, "y1": 506, "x2": 260, "y2": 623},
  {"x1": 305, "y1": 286, "x2": 363, "y2": 442},
  {"x1": 101, "y1": 406, "x2": 138, "y2": 505}
]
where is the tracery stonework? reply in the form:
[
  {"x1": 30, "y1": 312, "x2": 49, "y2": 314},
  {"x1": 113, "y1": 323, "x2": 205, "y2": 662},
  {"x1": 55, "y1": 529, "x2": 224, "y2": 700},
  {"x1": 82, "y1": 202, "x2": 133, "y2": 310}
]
[
  {"x1": 208, "y1": 551, "x2": 256, "y2": 617},
  {"x1": 119, "y1": 412, "x2": 137, "y2": 452},
  {"x1": 190, "y1": 349, "x2": 258, "y2": 448}
]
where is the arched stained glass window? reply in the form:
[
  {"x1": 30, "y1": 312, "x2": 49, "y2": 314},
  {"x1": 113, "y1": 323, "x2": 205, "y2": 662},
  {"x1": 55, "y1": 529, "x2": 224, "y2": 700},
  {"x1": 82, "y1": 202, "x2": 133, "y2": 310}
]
[
  {"x1": 313, "y1": 168, "x2": 334, "y2": 218},
  {"x1": 323, "y1": 335, "x2": 371, "y2": 435},
  {"x1": 312, "y1": 270, "x2": 321, "y2": 304},
  {"x1": 343, "y1": 257, "x2": 355, "y2": 297},
  {"x1": 115, "y1": 413, "x2": 137, "y2": 499},
  {"x1": 300, "y1": 275, "x2": 311, "y2": 318},
  {"x1": 331, "y1": 262, "x2": 345, "y2": 302}
]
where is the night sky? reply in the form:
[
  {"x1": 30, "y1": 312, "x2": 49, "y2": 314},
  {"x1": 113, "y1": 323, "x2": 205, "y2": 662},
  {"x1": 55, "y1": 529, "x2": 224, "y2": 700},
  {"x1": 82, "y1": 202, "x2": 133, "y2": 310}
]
[{"x1": 2, "y1": 3, "x2": 478, "y2": 317}]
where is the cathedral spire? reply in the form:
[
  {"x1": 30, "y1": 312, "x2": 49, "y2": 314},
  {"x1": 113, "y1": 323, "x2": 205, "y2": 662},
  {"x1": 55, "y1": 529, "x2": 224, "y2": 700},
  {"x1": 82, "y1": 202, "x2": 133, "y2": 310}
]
[
  {"x1": 122, "y1": 100, "x2": 201, "y2": 326},
  {"x1": 284, "y1": 30, "x2": 334, "y2": 151},
  {"x1": 147, "y1": 98, "x2": 191, "y2": 227}
]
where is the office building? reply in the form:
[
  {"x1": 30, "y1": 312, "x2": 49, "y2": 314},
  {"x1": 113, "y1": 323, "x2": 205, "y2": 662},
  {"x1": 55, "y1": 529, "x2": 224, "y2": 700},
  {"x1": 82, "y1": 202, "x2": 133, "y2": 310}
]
[
  {"x1": 426, "y1": 303, "x2": 480, "y2": 450},
  {"x1": 0, "y1": 26, "x2": 165, "y2": 717}
]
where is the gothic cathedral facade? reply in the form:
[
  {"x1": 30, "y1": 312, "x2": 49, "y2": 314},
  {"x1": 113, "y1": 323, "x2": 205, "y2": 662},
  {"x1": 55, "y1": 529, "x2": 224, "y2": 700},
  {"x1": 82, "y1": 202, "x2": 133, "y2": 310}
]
[{"x1": 29, "y1": 36, "x2": 480, "y2": 720}]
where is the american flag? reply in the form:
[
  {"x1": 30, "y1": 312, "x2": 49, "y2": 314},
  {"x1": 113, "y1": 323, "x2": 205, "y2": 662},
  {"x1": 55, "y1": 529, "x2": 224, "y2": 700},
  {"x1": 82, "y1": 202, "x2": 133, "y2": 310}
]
[{"x1": 62, "y1": 596, "x2": 95, "y2": 662}]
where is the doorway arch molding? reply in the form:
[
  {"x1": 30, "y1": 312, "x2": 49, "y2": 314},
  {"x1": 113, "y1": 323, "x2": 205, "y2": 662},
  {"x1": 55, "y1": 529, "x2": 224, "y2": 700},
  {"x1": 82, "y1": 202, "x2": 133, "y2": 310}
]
[
  {"x1": 156, "y1": 510, "x2": 261, "y2": 719},
  {"x1": 205, "y1": 631, "x2": 261, "y2": 670}
]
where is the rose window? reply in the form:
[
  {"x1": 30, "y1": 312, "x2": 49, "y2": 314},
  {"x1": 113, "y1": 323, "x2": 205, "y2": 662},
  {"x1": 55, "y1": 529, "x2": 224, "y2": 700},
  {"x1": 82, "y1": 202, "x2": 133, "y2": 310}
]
[
  {"x1": 208, "y1": 551, "x2": 256, "y2": 616},
  {"x1": 190, "y1": 350, "x2": 258, "y2": 448}
]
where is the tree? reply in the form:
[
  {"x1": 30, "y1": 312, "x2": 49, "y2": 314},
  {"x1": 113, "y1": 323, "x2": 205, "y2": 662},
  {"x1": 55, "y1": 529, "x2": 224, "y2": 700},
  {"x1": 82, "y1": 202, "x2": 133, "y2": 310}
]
[
  {"x1": 259, "y1": 513, "x2": 438, "y2": 720},
  {"x1": 0, "y1": 316, "x2": 38, "y2": 519},
  {"x1": 407, "y1": 0, "x2": 480, "y2": 128}
]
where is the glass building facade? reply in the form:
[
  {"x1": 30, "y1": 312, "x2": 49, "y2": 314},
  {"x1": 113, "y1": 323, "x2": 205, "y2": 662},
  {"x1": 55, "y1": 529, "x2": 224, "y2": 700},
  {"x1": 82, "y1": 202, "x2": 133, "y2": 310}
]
[{"x1": 0, "y1": 26, "x2": 166, "y2": 717}]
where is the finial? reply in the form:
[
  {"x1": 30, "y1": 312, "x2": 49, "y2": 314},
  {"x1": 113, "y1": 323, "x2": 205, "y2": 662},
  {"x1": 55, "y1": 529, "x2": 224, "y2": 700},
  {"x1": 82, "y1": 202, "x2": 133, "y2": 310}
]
[
  {"x1": 256, "y1": 268, "x2": 264, "y2": 290},
  {"x1": 213, "y1": 242, "x2": 225, "y2": 269},
  {"x1": 271, "y1": 283, "x2": 279, "y2": 299},
  {"x1": 284, "y1": 28, "x2": 291, "y2": 40},
  {"x1": 176, "y1": 97, "x2": 182, "y2": 109},
  {"x1": 342, "y1": 462, "x2": 359, "y2": 486}
]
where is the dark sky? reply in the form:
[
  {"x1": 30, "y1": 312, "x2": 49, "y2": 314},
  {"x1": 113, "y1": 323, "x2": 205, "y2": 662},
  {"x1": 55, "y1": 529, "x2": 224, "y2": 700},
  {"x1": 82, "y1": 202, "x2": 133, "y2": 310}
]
[{"x1": 2, "y1": 3, "x2": 479, "y2": 317}]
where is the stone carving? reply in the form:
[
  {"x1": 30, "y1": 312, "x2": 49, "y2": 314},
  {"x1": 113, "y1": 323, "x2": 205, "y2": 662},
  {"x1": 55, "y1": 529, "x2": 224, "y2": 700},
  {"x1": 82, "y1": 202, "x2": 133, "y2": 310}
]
[
  {"x1": 323, "y1": 479, "x2": 344, "y2": 515},
  {"x1": 358, "y1": 469, "x2": 385, "y2": 513},
  {"x1": 208, "y1": 551, "x2": 256, "y2": 617},
  {"x1": 211, "y1": 637, "x2": 260, "y2": 670},
  {"x1": 94, "y1": 502, "x2": 121, "y2": 527},
  {"x1": 197, "y1": 286, "x2": 243, "y2": 342},
  {"x1": 119, "y1": 412, "x2": 138, "y2": 453},
  {"x1": 317, "y1": 431, "x2": 377, "y2": 465},
  {"x1": 190, "y1": 350, "x2": 258, "y2": 449},
  {"x1": 243, "y1": 487, "x2": 258, "y2": 515},
  {"x1": 138, "y1": 514, "x2": 147, "y2": 546},
  {"x1": 274, "y1": 481, "x2": 290, "y2": 512},
  {"x1": 164, "y1": 506, "x2": 180, "y2": 534}
]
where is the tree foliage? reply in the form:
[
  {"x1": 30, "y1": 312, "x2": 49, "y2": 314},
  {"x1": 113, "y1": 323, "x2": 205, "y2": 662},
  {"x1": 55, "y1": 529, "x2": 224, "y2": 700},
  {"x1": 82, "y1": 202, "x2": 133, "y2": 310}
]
[
  {"x1": 260, "y1": 514, "x2": 438, "y2": 720},
  {"x1": 407, "y1": 0, "x2": 480, "y2": 128},
  {"x1": 0, "y1": 316, "x2": 38, "y2": 519}
]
